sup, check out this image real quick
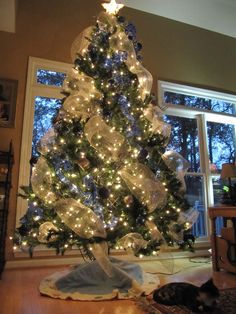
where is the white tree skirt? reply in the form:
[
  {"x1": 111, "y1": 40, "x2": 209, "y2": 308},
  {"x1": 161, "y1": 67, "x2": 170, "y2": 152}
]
[{"x1": 39, "y1": 257, "x2": 160, "y2": 301}]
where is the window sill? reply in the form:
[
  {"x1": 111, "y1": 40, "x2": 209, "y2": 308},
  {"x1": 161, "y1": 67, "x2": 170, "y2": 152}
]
[{"x1": 6, "y1": 240, "x2": 211, "y2": 269}]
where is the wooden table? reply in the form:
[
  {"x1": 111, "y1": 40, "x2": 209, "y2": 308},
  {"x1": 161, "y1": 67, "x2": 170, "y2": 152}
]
[{"x1": 208, "y1": 206, "x2": 236, "y2": 273}]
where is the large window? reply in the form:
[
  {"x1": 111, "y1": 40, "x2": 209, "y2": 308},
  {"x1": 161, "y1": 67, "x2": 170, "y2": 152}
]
[
  {"x1": 159, "y1": 81, "x2": 236, "y2": 239},
  {"x1": 17, "y1": 58, "x2": 71, "y2": 225}
]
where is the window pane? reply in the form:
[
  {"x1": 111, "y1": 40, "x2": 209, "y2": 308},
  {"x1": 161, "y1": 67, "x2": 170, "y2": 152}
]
[
  {"x1": 212, "y1": 176, "x2": 236, "y2": 205},
  {"x1": 212, "y1": 176, "x2": 224, "y2": 205},
  {"x1": 32, "y1": 96, "x2": 61, "y2": 156},
  {"x1": 207, "y1": 121, "x2": 235, "y2": 173},
  {"x1": 164, "y1": 91, "x2": 235, "y2": 115},
  {"x1": 185, "y1": 175, "x2": 207, "y2": 237},
  {"x1": 36, "y1": 69, "x2": 66, "y2": 87},
  {"x1": 165, "y1": 115, "x2": 200, "y2": 172}
]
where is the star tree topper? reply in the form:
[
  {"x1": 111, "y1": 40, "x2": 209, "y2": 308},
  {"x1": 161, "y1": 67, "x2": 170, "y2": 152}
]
[{"x1": 102, "y1": 0, "x2": 124, "y2": 15}]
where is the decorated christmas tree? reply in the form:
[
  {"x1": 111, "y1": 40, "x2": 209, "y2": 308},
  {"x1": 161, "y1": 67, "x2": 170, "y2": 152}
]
[{"x1": 14, "y1": 0, "x2": 198, "y2": 300}]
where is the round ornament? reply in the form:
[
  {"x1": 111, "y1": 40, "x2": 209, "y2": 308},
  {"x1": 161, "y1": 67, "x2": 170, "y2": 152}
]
[
  {"x1": 136, "y1": 215, "x2": 145, "y2": 225},
  {"x1": 37, "y1": 222, "x2": 59, "y2": 243},
  {"x1": 98, "y1": 187, "x2": 110, "y2": 199},
  {"x1": 124, "y1": 195, "x2": 134, "y2": 205},
  {"x1": 138, "y1": 148, "x2": 148, "y2": 161},
  {"x1": 76, "y1": 157, "x2": 90, "y2": 169}
]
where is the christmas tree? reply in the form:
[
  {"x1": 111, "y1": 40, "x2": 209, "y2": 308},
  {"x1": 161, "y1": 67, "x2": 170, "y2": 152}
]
[{"x1": 14, "y1": 0, "x2": 198, "y2": 299}]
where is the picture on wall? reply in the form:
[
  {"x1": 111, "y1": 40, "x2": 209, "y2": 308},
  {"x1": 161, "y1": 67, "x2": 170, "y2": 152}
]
[{"x1": 0, "y1": 78, "x2": 18, "y2": 127}]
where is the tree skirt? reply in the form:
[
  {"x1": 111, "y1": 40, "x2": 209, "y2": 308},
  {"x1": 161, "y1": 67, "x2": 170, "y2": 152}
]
[
  {"x1": 39, "y1": 257, "x2": 160, "y2": 301},
  {"x1": 137, "y1": 288, "x2": 236, "y2": 314}
]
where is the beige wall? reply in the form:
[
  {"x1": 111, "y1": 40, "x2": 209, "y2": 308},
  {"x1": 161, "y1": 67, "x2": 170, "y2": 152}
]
[{"x1": 0, "y1": 0, "x2": 236, "y2": 259}]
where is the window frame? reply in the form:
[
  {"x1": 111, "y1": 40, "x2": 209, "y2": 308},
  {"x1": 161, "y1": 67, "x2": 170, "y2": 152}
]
[
  {"x1": 16, "y1": 57, "x2": 72, "y2": 226},
  {"x1": 158, "y1": 80, "x2": 236, "y2": 242}
]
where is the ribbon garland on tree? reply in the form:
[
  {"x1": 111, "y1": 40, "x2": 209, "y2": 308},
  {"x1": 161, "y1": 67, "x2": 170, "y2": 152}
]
[{"x1": 29, "y1": 8, "x2": 197, "y2": 274}]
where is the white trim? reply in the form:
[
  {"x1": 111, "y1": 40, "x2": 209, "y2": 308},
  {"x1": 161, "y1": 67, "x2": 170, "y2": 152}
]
[
  {"x1": 16, "y1": 57, "x2": 72, "y2": 226},
  {"x1": 158, "y1": 80, "x2": 236, "y2": 240},
  {"x1": 7, "y1": 248, "x2": 210, "y2": 269},
  {"x1": 165, "y1": 105, "x2": 236, "y2": 125},
  {"x1": 159, "y1": 80, "x2": 236, "y2": 105}
]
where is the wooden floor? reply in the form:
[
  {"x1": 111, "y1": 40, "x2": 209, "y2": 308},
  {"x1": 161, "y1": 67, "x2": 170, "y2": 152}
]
[{"x1": 0, "y1": 258, "x2": 236, "y2": 314}]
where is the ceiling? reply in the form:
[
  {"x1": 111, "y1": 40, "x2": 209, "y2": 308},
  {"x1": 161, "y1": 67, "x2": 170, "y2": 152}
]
[
  {"x1": 1, "y1": 0, "x2": 236, "y2": 38},
  {"x1": 124, "y1": 0, "x2": 236, "y2": 38}
]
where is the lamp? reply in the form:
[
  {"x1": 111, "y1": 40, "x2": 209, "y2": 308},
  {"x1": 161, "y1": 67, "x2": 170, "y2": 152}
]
[{"x1": 220, "y1": 163, "x2": 236, "y2": 205}]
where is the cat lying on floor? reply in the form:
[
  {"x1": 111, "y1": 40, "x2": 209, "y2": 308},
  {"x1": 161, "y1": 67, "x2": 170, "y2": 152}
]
[{"x1": 153, "y1": 278, "x2": 219, "y2": 312}]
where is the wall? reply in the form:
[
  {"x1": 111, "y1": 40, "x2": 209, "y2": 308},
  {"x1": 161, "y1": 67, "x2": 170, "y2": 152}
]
[{"x1": 0, "y1": 0, "x2": 236, "y2": 259}]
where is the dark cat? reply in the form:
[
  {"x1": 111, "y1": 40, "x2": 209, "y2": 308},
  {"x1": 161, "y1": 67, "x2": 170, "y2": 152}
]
[{"x1": 153, "y1": 278, "x2": 219, "y2": 312}]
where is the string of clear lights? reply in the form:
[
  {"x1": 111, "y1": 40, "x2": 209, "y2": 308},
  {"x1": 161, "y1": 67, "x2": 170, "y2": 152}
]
[{"x1": 13, "y1": 0, "x2": 199, "y2": 260}]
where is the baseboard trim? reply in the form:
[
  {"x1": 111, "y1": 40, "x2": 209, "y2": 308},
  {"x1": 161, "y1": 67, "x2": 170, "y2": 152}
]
[{"x1": 6, "y1": 249, "x2": 210, "y2": 269}]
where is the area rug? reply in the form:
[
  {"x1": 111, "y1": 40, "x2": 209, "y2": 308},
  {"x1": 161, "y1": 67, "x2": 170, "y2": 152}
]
[{"x1": 137, "y1": 288, "x2": 236, "y2": 314}]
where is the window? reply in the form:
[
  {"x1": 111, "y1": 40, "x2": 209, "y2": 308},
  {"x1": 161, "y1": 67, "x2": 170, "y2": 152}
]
[
  {"x1": 17, "y1": 57, "x2": 71, "y2": 225},
  {"x1": 33, "y1": 96, "x2": 62, "y2": 156},
  {"x1": 36, "y1": 69, "x2": 66, "y2": 87},
  {"x1": 164, "y1": 92, "x2": 235, "y2": 114},
  {"x1": 159, "y1": 81, "x2": 236, "y2": 240}
]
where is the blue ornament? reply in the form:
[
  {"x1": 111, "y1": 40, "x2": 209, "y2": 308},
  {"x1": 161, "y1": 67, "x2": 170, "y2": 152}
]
[
  {"x1": 125, "y1": 23, "x2": 137, "y2": 39},
  {"x1": 113, "y1": 73, "x2": 130, "y2": 87},
  {"x1": 99, "y1": 31, "x2": 110, "y2": 44},
  {"x1": 117, "y1": 95, "x2": 141, "y2": 138},
  {"x1": 118, "y1": 95, "x2": 128, "y2": 106},
  {"x1": 137, "y1": 55, "x2": 143, "y2": 62},
  {"x1": 117, "y1": 16, "x2": 125, "y2": 23},
  {"x1": 127, "y1": 124, "x2": 141, "y2": 138},
  {"x1": 104, "y1": 57, "x2": 113, "y2": 69},
  {"x1": 113, "y1": 51, "x2": 128, "y2": 65},
  {"x1": 136, "y1": 42, "x2": 143, "y2": 51},
  {"x1": 118, "y1": 95, "x2": 134, "y2": 121}
]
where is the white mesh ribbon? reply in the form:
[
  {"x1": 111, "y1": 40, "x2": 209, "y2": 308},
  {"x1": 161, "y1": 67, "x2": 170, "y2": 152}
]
[
  {"x1": 120, "y1": 163, "x2": 167, "y2": 212},
  {"x1": 38, "y1": 128, "x2": 56, "y2": 155},
  {"x1": 54, "y1": 198, "x2": 113, "y2": 277},
  {"x1": 146, "y1": 220, "x2": 165, "y2": 242},
  {"x1": 31, "y1": 157, "x2": 56, "y2": 203},
  {"x1": 63, "y1": 65, "x2": 101, "y2": 92},
  {"x1": 117, "y1": 233, "x2": 148, "y2": 253},
  {"x1": 54, "y1": 198, "x2": 106, "y2": 239},
  {"x1": 63, "y1": 69, "x2": 80, "y2": 94},
  {"x1": 84, "y1": 115, "x2": 125, "y2": 161},
  {"x1": 178, "y1": 207, "x2": 199, "y2": 229},
  {"x1": 168, "y1": 208, "x2": 199, "y2": 241},
  {"x1": 162, "y1": 151, "x2": 190, "y2": 191},
  {"x1": 144, "y1": 104, "x2": 171, "y2": 142},
  {"x1": 97, "y1": 11, "x2": 117, "y2": 31},
  {"x1": 71, "y1": 26, "x2": 93, "y2": 61},
  {"x1": 63, "y1": 94, "x2": 90, "y2": 120},
  {"x1": 37, "y1": 222, "x2": 59, "y2": 243},
  {"x1": 89, "y1": 241, "x2": 113, "y2": 277},
  {"x1": 109, "y1": 30, "x2": 153, "y2": 100},
  {"x1": 70, "y1": 12, "x2": 152, "y2": 100},
  {"x1": 63, "y1": 75, "x2": 102, "y2": 120},
  {"x1": 96, "y1": 11, "x2": 152, "y2": 100},
  {"x1": 144, "y1": 104, "x2": 164, "y2": 120},
  {"x1": 168, "y1": 222, "x2": 184, "y2": 242}
]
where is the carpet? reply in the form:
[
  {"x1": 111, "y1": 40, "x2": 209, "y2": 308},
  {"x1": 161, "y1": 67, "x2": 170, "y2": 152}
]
[{"x1": 137, "y1": 288, "x2": 236, "y2": 314}]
